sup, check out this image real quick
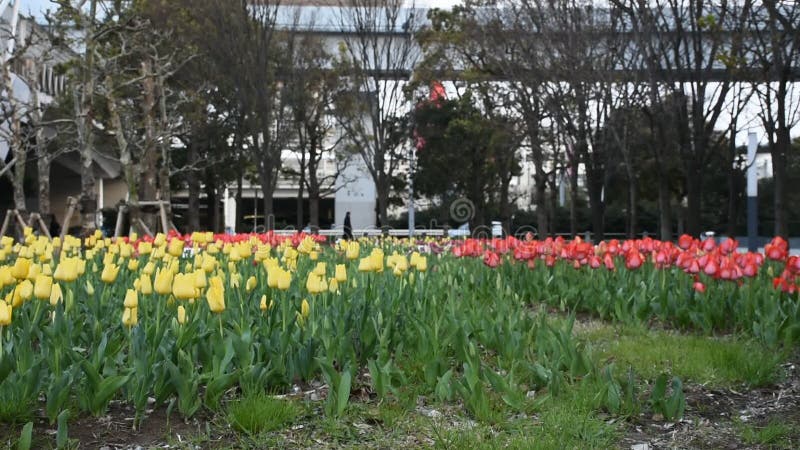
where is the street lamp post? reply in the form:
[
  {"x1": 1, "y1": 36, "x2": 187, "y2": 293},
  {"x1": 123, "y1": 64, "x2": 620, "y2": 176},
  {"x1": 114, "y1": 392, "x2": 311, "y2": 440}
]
[
  {"x1": 747, "y1": 132, "x2": 758, "y2": 252},
  {"x1": 408, "y1": 148, "x2": 416, "y2": 238}
]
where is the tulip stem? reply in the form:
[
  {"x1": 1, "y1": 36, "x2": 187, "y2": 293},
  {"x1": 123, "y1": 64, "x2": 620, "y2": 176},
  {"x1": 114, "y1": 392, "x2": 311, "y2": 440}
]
[{"x1": 218, "y1": 314, "x2": 223, "y2": 339}]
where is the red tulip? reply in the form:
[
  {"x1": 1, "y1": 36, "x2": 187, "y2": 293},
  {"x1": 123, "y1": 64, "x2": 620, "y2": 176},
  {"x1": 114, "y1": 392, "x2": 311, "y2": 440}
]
[
  {"x1": 625, "y1": 250, "x2": 643, "y2": 270},
  {"x1": 693, "y1": 281, "x2": 706, "y2": 293},
  {"x1": 678, "y1": 234, "x2": 694, "y2": 250},
  {"x1": 483, "y1": 250, "x2": 501, "y2": 268},
  {"x1": 603, "y1": 254, "x2": 615, "y2": 271}
]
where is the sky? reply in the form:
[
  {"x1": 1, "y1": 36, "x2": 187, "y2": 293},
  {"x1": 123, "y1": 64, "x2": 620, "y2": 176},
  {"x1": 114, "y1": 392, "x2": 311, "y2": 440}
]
[{"x1": 20, "y1": 0, "x2": 464, "y2": 21}]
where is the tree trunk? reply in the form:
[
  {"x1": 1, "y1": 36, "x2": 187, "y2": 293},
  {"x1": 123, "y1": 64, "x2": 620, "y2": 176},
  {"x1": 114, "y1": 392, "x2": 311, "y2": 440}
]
[
  {"x1": 726, "y1": 125, "x2": 740, "y2": 236},
  {"x1": 586, "y1": 170, "x2": 604, "y2": 242},
  {"x1": 187, "y1": 144, "x2": 201, "y2": 232},
  {"x1": 204, "y1": 173, "x2": 219, "y2": 233},
  {"x1": 685, "y1": 163, "x2": 703, "y2": 237},
  {"x1": 78, "y1": 0, "x2": 98, "y2": 236},
  {"x1": 258, "y1": 166, "x2": 275, "y2": 230},
  {"x1": 534, "y1": 173, "x2": 548, "y2": 238},
  {"x1": 235, "y1": 171, "x2": 243, "y2": 233},
  {"x1": 626, "y1": 167, "x2": 638, "y2": 238},
  {"x1": 568, "y1": 163, "x2": 578, "y2": 238},
  {"x1": 140, "y1": 60, "x2": 159, "y2": 232},
  {"x1": 657, "y1": 171, "x2": 673, "y2": 241},
  {"x1": 157, "y1": 74, "x2": 172, "y2": 228},
  {"x1": 296, "y1": 168, "x2": 305, "y2": 230},
  {"x1": 772, "y1": 81, "x2": 790, "y2": 238}
]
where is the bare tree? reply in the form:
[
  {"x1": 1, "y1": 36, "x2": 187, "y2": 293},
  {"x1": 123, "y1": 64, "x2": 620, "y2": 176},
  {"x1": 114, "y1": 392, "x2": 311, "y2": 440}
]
[
  {"x1": 749, "y1": 1, "x2": 800, "y2": 238},
  {"x1": 335, "y1": 0, "x2": 420, "y2": 226}
]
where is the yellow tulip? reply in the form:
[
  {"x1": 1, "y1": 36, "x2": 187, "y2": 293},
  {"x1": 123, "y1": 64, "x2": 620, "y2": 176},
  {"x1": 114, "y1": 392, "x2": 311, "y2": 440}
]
[
  {"x1": 246, "y1": 276, "x2": 257, "y2": 292},
  {"x1": 313, "y1": 262, "x2": 327, "y2": 277},
  {"x1": 177, "y1": 305, "x2": 187, "y2": 324},
  {"x1": 50, "y1": 283, "x2": 63, "y2": 306},
  {"x1": 0, "y1": 267, "x2": 14, "y2": 287},
  {"x1": 230, "y1": 273, "x2": 241, "y2": 289},
  {"x1": 301, "y1": 298, "x2": 310, "y2": 319},
  {"x1": 168, "y1": 238, "x2": 185, "y2": 257},
  {"x1": 267, "y1": 266, "x2": 280, "y2": 288},
  {"x1": 259, "y1": 294, "x2": 268, "y2": 311},
  {"x1": 11, "y1": 257, "x2": 31, "y2": 279},
  {"x1": 0, "y1": 301, "x2": 12, "y2": 325},
  {"x1": 139, "y1": 274, "x2": 153, "y2": 295},
  {"x1": 172, "y1": 273, "x2": 197, "y2": 300},
  {"x1": 154, "y1": 268, "x2": 174, "y2": 295},
  {"x1": 194, "y1": 269, "x2": 207, "y2": 288},
  {"x1": 335, "y1": 264, "x2": 347, "y2": 283},
  {"x1": 358, "y1": 257, "x2": 372, "y2": 272},
  {"x1": 206, "y1": 276, "x2": 225, "y2": 313},
  {"x1": 309, "y1": 251, "x2": 318, "y2": 261},
  {"x1": 127, "y1": 259, "x2": 140, "y2": 271},
  {"x1": 346, "y1": 242, "x2": 360, "y2": 260},
  {"x1": 138, "y1": 242, "x2": 152, "y2": 255},
  {"x1": 328, "y1": 277, "x2": 339, "y2": 293},
  {"x1": 34, "y1": 274, "x2": 53, "y2": 300},
  {"x1": 122, "y1": 306, "x2": 138, "y2": 327},
  {"x1": 416, "y1": 257, "x2": 427, "y2": 272},
  {"x1": 85, "y1": 280, "x2": 95, "y2": 296},
  {"x1": 277, "y1": 270, "x2": 291, "y2": 291},
  {"x1": 124, "y1": 289, "x2": 138, "y2": 308},
  {"x1": 18, "y1": 279, "x2": 33, "y2": 302},
  {"x1": 153, "y1": 233, "x2": 166, "y2": 247},
  {"x1": 297, "y1": 236, "x2": 315, "y2": 254},
  {"x1": 101, "y1": 263, "x2": 120, "y2": 283},
  {"x1": 26, "y1": 263, "x2": 41, "y2": 280}
]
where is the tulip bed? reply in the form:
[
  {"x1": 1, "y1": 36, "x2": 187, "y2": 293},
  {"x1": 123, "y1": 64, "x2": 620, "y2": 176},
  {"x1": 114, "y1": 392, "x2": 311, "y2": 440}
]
[{"x1": 0, "y1": 230, "x2": 797, "y2": 447}]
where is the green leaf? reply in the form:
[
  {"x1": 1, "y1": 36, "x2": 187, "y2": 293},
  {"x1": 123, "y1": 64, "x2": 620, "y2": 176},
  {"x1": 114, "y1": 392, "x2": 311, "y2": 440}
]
[
  {"x1": 91, "y1": 375, "x2": 130, "y2": 415},
  {"x1": 17, "y1": 422, "x2": 33, "y2": 450},
  {"x1": 56, "y1": 410, "x2": 69, "y2": 449},
  {"x1": 337, "y1": 370, "x2": 352, "y2": 417}
]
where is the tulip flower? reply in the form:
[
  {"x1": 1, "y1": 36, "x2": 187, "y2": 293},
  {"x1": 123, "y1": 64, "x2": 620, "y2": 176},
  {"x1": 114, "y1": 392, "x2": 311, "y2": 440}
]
[
  {"x1": 18, "y1": 279, "x2": 33, "y2": 302},
  {"x1": 173, "y1": 273, "x2": 197, "y2": 300},
  {"x1": 11, "y1": 258, "x2": 31, "y2": 279},
  {"x1": 301, "y1": 298, "x2": 310, "y2": 319},
  {"x1": 49, "y1": 283, "x2": 63, "y2": 306},
  {"x1": 335, "y1": 264, "x2": 347, "y2": 282},
  {"x1": 358, "y1": 257, "x2": 372, "y2": 272},
  {"x1": 328, "y1": 278, "x2": 339, "y2": 293},
  {"x1": 194, "y1": 269, "x2": 208, "y2": 288},
  {"x1": 122, "y1": 306, "x2": 138, "y2": 327},
  {"x1": 127, "y1": 259, "x2": 139, "y2": 271},
  {"x1": 346, "y1": 242, "x2": 360, "y2": 259},
  {"x1": 277, "y1": 270, "x2": 291, "y2": 291},
  {"x1": 168, "y1": 238, "x2": 185, "y2": 257},
  {"x1": 246, "y1": 276, "x2": 257, "y2": 292},
  {"x1": 260, "y1": 295, "x2": 268, "y2": 311},
  {"x1": 0, "y1": 301, "x2": 12, "y2": 325},
  {"x1": 34, "y1": 274, "x2": 53, "y2": 300},
  {"x1": 124, "y1": 289, "x2": 139, "y2": 308},
  {"x1": 154, "y1": 269, "x2": 174, "y2": 295},
  {"x1": 177, "y1": 305, "x2": 187, "y2": 324},
  {"x1": 101, "y1": 263, "x2": 120, "y2": 283},
  {"x1": 138, "y1": 274, "x2": 153, "y2": 295},
  {"x1": 206, "y1": 276, "x2": 226, "y2": 313}
]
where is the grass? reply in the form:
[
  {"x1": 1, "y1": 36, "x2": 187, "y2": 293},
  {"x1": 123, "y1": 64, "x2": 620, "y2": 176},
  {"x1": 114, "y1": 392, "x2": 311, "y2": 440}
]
[
  {"x1": 580, "y1": 324, "x2": 784, "y2": 387},
  {"x1": 738, "y1": 419, "x2": 799, "y2": 449},
  {"x1": 226, "y1": 391, "x2": 300, "y2": 435}
]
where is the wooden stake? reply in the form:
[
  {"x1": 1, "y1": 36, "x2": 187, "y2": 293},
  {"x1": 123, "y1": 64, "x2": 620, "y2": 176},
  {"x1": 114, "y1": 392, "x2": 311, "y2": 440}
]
[
  {"x1": 114, "y1": 204, "x2": 126, "y2": 238},
  {"x1": 159, "y1": 201, "x2": 169, "y2": 235},
  {"x1": 0, "y1": 210, "x2": 11, "y2": 240},
  {"x1": 136, "y1": 218, "x2": 153, "y2": 237}
]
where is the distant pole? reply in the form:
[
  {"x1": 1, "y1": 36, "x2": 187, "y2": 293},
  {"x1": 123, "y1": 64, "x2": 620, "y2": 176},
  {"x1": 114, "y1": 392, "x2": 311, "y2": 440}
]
[
  {"x1": 408, "y1": 149, "x2": 416, "y2": 238},
  {"x1": 747, "y1": 132, "x2": 758, "y2": 252}
]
